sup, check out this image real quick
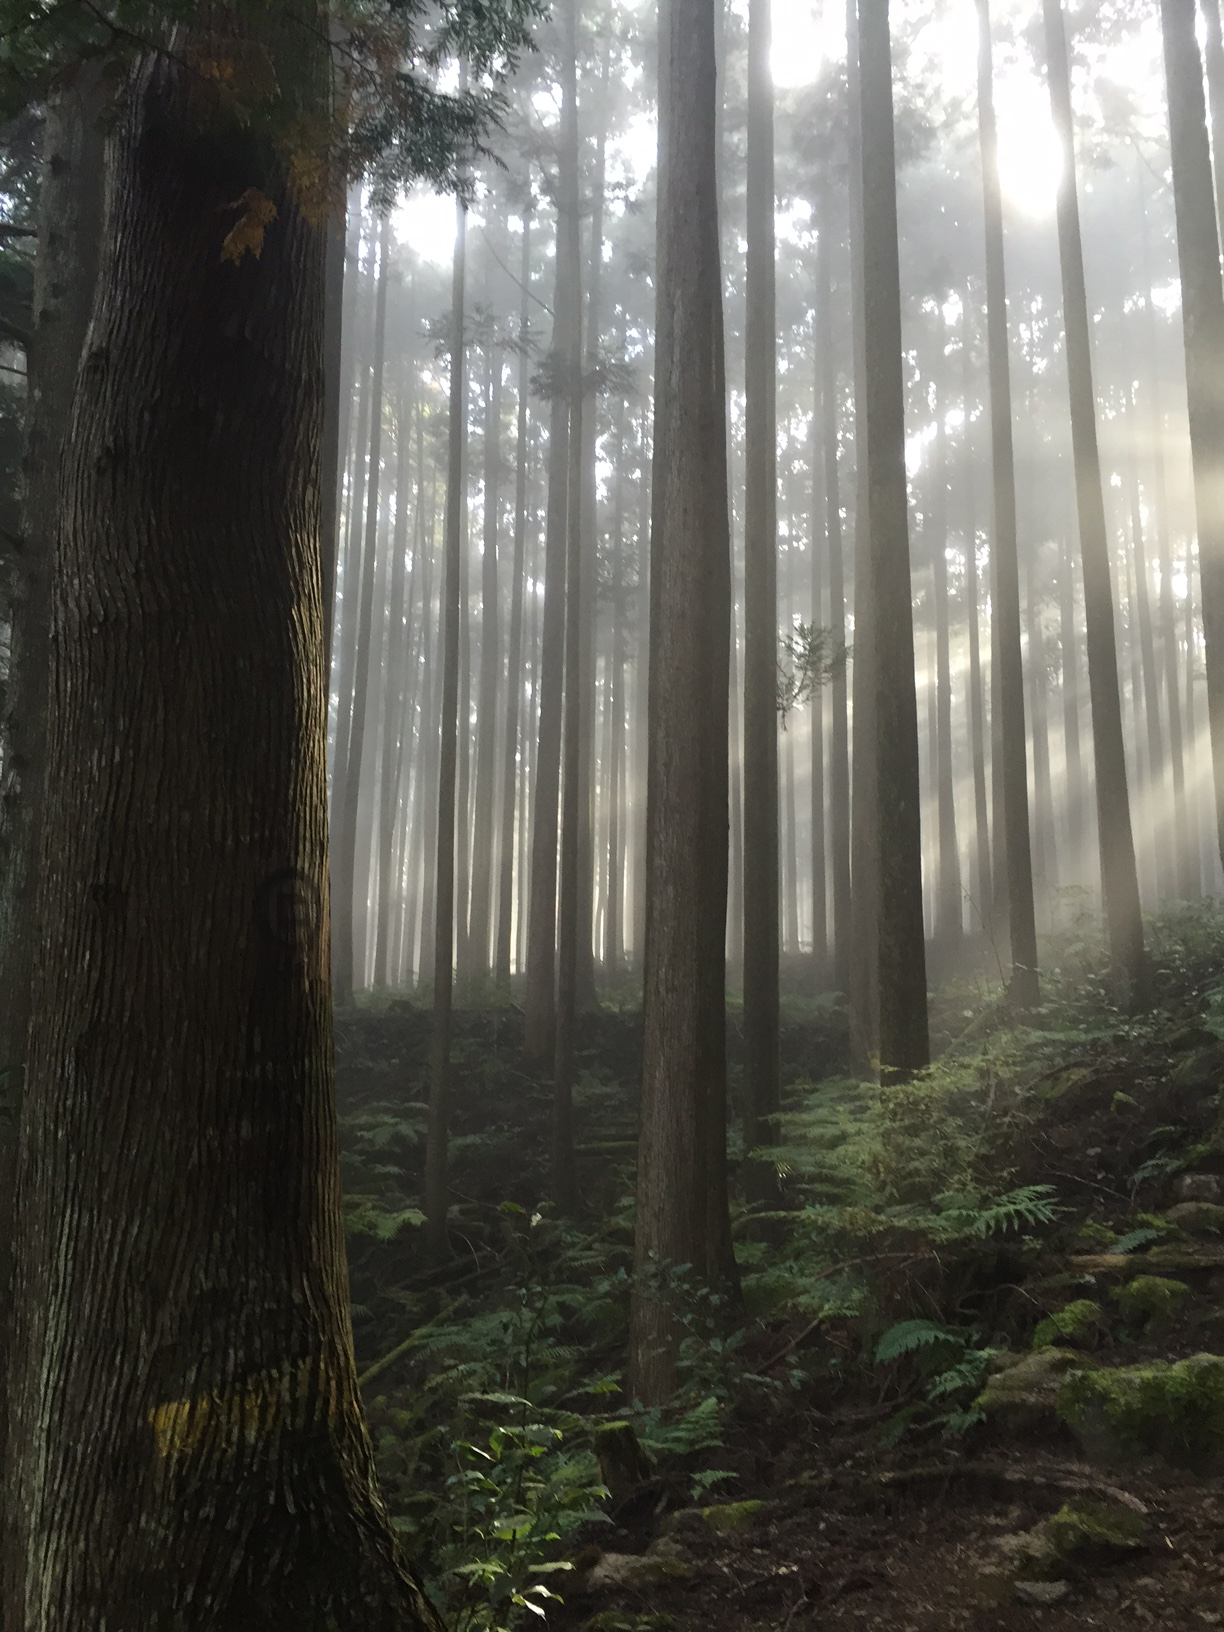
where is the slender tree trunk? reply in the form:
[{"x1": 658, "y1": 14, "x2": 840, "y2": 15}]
[
  {"x1": 1162, "y1": 0, "x2": 1224, "y2": 875},
  {"x1": 468, "y1": 331, "x2": 503, "y2": 983},
  {"x1": 604, "y1": 382, "x2": 629, "y2": 972},
  {"x1": 426, "y1": 200, "x2": 467, "y2": 1263},
  {"x1": 1045, "y1": 0, "x2": 1146, "y2": 999},
  {"x1": 1127, "y1": 441, "x2": 1172, "y2": 900},
  {"x1": 960, "y1": 317, "x2": 993, "y2": 935},
  {"x1": 496, "y1": 209, "x2": 533, "y2": 988},
  {"x1": 333, "y1": 213, "x2": 390, "y2": 1001},
  {"x1": 743, "y1": 0, "x2": 781, "y2": 1189},
  {"x1": 553, "y1": 0, "x2": 584, "y2": 1212},
  {"x1": 1026, "y1": 554, "x2": 1058, "y2": 896},
  {"x1": 417, "y1": 476, "x2": 442, "y2": 987},
  {"x1": 630, "y1": 0, "x2": 734, "y2": 1403},
  {"x1": 1198, "y1": 0, "x2": 1224, "y2": 238},
  {"x1": 978, "y1": 0, "x2": 1039, "y2": 1005},
  {"x1": 6, "y1": 47, "x2": 442, "y2": 1629},
  {"x1": 818, "y1": 201, "x2": 851, "y2": 993},
  {"x1": 810, "y1": 388, "x2": 829, "y2": 984},
  {"x1": 859, "y1": 0, "x2": 928, "y2": 1075},
  {"x1": 373, "y1": 378, "x2": 415, "y2": 987},
  {"x1": 524, "y1": 198, "x2": 577, "y2": 1065},
  {"x1": 930, "y1": 346, "x2": 962, "y2": 948}
]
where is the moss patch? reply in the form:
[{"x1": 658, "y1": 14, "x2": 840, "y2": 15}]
[
  {"x1": 1045, "y1": 1498, "x2": 1147, "y2": 1559},
  {"x1": 1110, "y1": 1275, "x2": 1189, "y2": 1327},
  {"x1": 698, "y1": 1499, "x2": 769, "y2": 1535},
  {"x1": 1031, "y1": 1299, "x2": 1102, "y2": 1351},
  {"x1": 1058, "y1": 1353, "x2": 1224, "y2": 1472}
]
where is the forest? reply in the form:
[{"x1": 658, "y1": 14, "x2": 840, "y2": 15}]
[{"x1": 6, "y1": 0, "x2": 1224, "y2": 1623}]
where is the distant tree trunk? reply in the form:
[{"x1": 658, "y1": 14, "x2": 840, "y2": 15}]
[
  {"x1": 630, "y1": 0, "x2": 734, "y2": 1404},
  {"x1": 1025, "y1": 554, "x2": 1058, "y2": 896},
  {"x1": 978, "y1": 0, "x2": 1039, "y2": 1006},
  {"x1": 496, "y1": 208, "x2": 533, "y2": 988},
  {"x1": 426, "y1": 200, "x2": 467, "y2": 1263},
  {"x1": 553, "y1": 0, "x2": 584, "y2": 1213},
  {"x1": 846, "y1": 0, "x2": 879, "y2": 1072},
  {"x1": 454, "y1": 476, "x2": 473, "y2": 984},
  {"x1": 524, "y1": 192, "x2": 578, "y2": 1066},
  {"x1": 727, "y1": 598, "x2": 745, "y2": 977},
  {"x1": 1045, "y1": 0, "x2": 1147, "y2": 999},
  {"x1": 576, "y1": 44, "x2": 612, "y2": 1011},
  {"x1": 631, "y1": 425, "x2": 650, "y2": 969},
  {"x1": 818, "y1": 198, "x2": 851, "y2": 993},
  {"x1": 858, "y1": 0, "x2": 928, "y2": 1075},
  {"x1": 810, "y1": 386, "x2": 829, "y2": 983},
  {"x1": 1162, "y1": 0, "x2": 1224, "y2": 875},
  {"x1": 930, "y1": 346, "x2": 962, "y2": 949},
  {"x1": 6, "y1": 46, "x2": 442, "y2": 1628},
  {"x1": 373, "y1": 379, "x2": 415, "y2": 988},
  {"x1": 321, "y1": 205, "x2": 346, "y2": 674},
  {"x1": 959, "y1": 316, "x2": 993, "y2": 934},
  {"x1": 417, "y1": 478, "x2": 442, "y2": 987},
  {"x1": 468, "y1": 331, "x2": 503, "y2": 983},
  {"x1": 1127, "y1": 443, "x2": 1172, "y2": 900},
  {"x1": 333, "y1": 212, "x2": 391, "y2": 1002},
  {"x1": 742, "y1": 0, "x2": 780, "y2": 1190},
  {"x1": 604, "y1": 381, "x2": 629, "y2": 972}
]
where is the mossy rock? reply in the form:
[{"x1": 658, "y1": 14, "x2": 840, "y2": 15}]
[
  {"x1": 1110, "y1": 1275, "x2": 1189, "y2": 1327},
  {"x1": 580, "y1": 1615, "x2": 675, "y2": 1632},
  {"x1": 1165, "y1": 1202, "x2": 1224, "y2": 1238},
  {"x1": 976, "y1": 1348, "x2": 1091, "y2": 1433},
  {"x1": 1072, "y1": 1222, "x2": 1120, "y2": 1251},
  {"x1": 1032, "y1": 1299, "x2": 1102, "y2": 1351},
  {"x1": 1045, "y1": 1498, "x2": 1147, "y2": 1559},
  {"x1": 697, "y1": 1499, "x2": 770, "y2": 1535},
  {"x1": 1058, "y1": 1353, "x2": 1224, "y2": 1472}
]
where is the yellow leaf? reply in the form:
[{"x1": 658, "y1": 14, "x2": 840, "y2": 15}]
[{"x1": 220, "y1": 187, "x2": 278, "y2": 264}]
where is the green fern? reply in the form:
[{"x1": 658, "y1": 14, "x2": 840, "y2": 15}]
[{"x1": 874, "y1": 1320, "x2": 960, "y2": 1364}]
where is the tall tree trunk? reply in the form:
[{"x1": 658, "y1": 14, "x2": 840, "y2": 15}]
[
  {"x1": 320, "y1": 201, "x2": 346, "y2": 674},
  {"x1": 6, "y1": 48, "x2": 442, "y2": 1629},
  {"x1": 846, "y1": 0, "x2": 879, "y2": 1071},
  {"x1": 575, "y1": 44, "x2": 612, "y2": 1011},
  {"x1": 810, "y1": 394, "x2": 829, "y2": 984},
  {"x1": 373, "y1": 378, "x2": 415, "y2": 988},
  {"x1": 553, "y1": 0, "x2": 583, "y2": 1212},
  {"x1": 1198, "y1": 0, "x2": 1224, "y2": 237},
  {"x1": 1025, "y1": 553, "x2": 1058, "y2": 897},
  {"x1": 960, "y1": 315, "x2": 993, "y2": 935},
  {"x1": 858, "y1": 0, "x2": 928, "y2": 1075},
  {"x1": 416, "y1": 475, "x2": 442, "y2": 986},
  {"x1": 930, "y1": 345, "x2": 962, "y2": 949},
  {"x1": 426, "y1": 200, "x2": 467, "y2": 1263},
  {"x1": 818, "y1": 199, "x2": 851, "y2": 993},
  {"x1": 332, "y1": 213, "x2": 390, "y2": 1001},
  {"x1": 1162, "y1": 0, "x2": 1224, "y2": 875},
  {"x1": 468, "y1": 329, "x2": 503, "y2": 983},
  {"x1": 1127, "y1": 441, "x2": 1172, "y2": 900},
  {"x1": 978, "y1": 0, "x2": 1039, "y2": 1005},
  {"x1": 524, "y1": 193, "x2": 578, "y2": 1065},
  {"x1": 743, "y1": 0, "x2": 780, "y2": 1191},
  {"x1": 1045, "y1": 0, "x2": 1147, "y2": 999},
  {"x1": 630, "y1": 0, "x2": 734, "y2": 1404},
  {"x1": 496, "y1": 209, "x2": 533, "y2": 988},
  {"x1": 604, "y1": 380, "x2": 629, "y2": 972}
]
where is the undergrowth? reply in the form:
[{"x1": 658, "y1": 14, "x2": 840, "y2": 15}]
[{"x1": 337, "y1": 901, "x2": 1224, "y2": 1627}]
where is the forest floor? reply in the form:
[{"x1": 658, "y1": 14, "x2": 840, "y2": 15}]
[{"x1": 337, "y1": 907, "x2": 1224, "y2": 1632}]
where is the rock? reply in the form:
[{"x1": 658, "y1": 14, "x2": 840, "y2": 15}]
[
  {"x1": 1058, "y1": 1353, "x2": 1224, "y2": 1473},
  {"x1": 1031, "y1": 1299, "x2": 1102, "y2": 1351},
  {"x1": 976, "y1": 1347, "x2": 1091, "y2": 1433},
  {"x1": 1166, "y1": 1201, "x2": 1224, "y2": 1237},
  {"x1": 585, "y1": 1539, "x2": 693, "y2": 1591},
  {"x1": 1110, "y1": 1275, "x2": 1189, "y2": 1328},
  {"x1": 1174, "y1": 1173, "x2": 1222, "y2": 1203},
  {"x1": 1014, "y1": 1579, "x2": 1069, "y2": 1605},
  {"x1": 696, "y1": 1499, "x2": 770, "y2": 1535},
  {"x1": 1044, "y1": 1498, "x2": 1147, "y2": 1560}
]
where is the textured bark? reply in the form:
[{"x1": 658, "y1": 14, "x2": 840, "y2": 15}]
[
  {"x1": 320, "y1": 202, "x2": 346, "y2": 675},
  {"x1": 1045, "y1": 0, "x2": 1146, "y2": 999},
  {"x1": 630, "y1": 0, "x2": 733, "y2": 1403},
  {"x1": 1162, "y1": 0, "x2": 1224, "y2": 875},
  {"x1": 0, "y1": 69, "x2": 105, "y2": 1627},
  {"x1": 332, "y1": 214, "x2": 391, "y2": 1001},
  {"x1": 859, "y1": 0, "x2": 928, "y2": 1075},
  {"x1": 426, "y1": 201, "x2": 467, "y2": 1263},
  {"x1": 742, "y1": 0, "x2": 780, "y2": 1193},
  {"x1": 978, "y1": 0, "x2": 1038, "y2": 1006},
  {"x1": 5, "y1": 47, "x2": 441, "y2": 1632},
  {"x1": 495, "y1": 211, "x2": 533, "y2": 987}
]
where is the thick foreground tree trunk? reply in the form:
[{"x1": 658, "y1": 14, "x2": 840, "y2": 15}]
[{"x1": 5, "y1": 53, "x2": 442, "y2": 1632}]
